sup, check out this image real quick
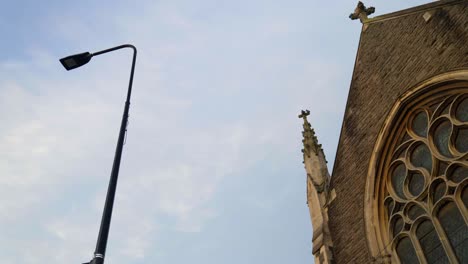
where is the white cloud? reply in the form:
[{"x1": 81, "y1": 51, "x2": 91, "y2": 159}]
[
  {"x1": 0, "y1": 45, "x2": 270, "y2": 262},
  {"x1": 0, "y1": 0, "x2": 365, "y2": 263}
]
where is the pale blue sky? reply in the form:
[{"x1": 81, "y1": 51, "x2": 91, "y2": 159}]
[{"x1": 0, "y1": 1, "x2": 430, "y2": 263}]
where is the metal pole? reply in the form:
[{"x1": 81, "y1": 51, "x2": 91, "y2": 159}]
[{"x1": 84, "y1": 44, "x2": 137, "y2": 264}]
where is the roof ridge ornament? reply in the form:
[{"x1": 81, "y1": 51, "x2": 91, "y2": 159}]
[{"x1": 349, "y1": 1, "x2": 376, "y2": 23}]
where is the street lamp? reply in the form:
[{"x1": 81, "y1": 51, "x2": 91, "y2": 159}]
[{"x1": 60, "y1": 44, "x2": 137, "y2": 264}]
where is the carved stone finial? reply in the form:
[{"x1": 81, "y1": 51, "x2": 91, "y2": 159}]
[
  {"x1": 299, "y1": 110, "x2": 324, "y2": 160},
  {"x1": 298, "y1": 109, "x2": 310, "y2": 119},
  {"x1": 349, "y1": 1, "x2": 375, "y2": 23}
]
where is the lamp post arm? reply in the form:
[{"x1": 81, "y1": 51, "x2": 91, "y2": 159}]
[
  {"x1": 92, "y1": 44, "x2": 137, "y2": 102},
  {"x1": 88, "y1": 44, "x2": 137, "y2": 264}
]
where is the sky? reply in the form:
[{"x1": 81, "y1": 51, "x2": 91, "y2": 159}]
[{"x1": 0, "y1": 1, "x2": 431, "y2": 263}]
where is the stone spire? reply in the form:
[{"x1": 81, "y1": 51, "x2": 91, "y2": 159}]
[
  {"x1": 299, "y1": 110, "x2": 334, "y2": 264},
  {"x1": 349, "y1": 1, "x2": 376, "y2": 23},
  {"x1": 299, "y1": 110, "x2": 326, "y2": 162}
]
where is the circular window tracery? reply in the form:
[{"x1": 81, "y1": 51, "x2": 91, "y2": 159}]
[{"x1": 366, "y1": 73, "x2": 468, "y2": 264}]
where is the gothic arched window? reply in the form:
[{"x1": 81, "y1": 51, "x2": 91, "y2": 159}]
[{"x1": 365, "y1": 71, "x2": 468, "y2": 264}]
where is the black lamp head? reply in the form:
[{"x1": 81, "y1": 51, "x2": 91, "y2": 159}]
[{"x1": 60, "y1": 52, "x2": 93, "y2": 70}]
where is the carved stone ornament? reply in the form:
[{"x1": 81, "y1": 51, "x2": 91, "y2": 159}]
[
  {"x1": 299, "y1": 110, "x2": 334, "y2": 263},
  {"x1": 299, "y1": 110, "x2": 326, "y2": 162},
  {"x1": 349, "y1": 1, "x2": 376, "y2": 23}
]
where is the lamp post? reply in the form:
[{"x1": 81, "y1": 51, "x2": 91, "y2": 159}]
[{"x1": 60, "y1": 44, "x2": 137, "y2": 264}]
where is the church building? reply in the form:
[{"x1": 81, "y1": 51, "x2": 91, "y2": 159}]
[{"x1": 300, "y1": 1, "x2": 468, "y2": 263}]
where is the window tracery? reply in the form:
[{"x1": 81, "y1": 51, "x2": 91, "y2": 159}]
[{"x1": 367, "y1": 75, "x2": 468, "y2": 263}]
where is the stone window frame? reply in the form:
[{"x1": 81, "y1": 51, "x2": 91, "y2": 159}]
[{"x1": 364, "y1": 69, "x2": 468, "y2": 263}]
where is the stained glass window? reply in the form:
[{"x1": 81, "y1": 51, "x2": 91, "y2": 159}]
[
  {"x1": 391, "y1": 163, "x2": 407, "y2": 199},
  {"x1": 432, "y1": 181, "x2": 446, "y2": 204},
  {"x1": 455, "y1": 96, "x2": 468, "y2": 122},
  {"x1": 438, "y1": 202, "x2": 468, "y2": 262},
  {"x1": 378, "y1": 91, "x2": 468, "y2": 263},
  {"x1": 412, "y1": 111, "x2": 428, "y2": 137},
  {"x1": 447, "y1": 164, "x2": 467, "y2": 183},
  {"x1": 462, "y1": 186, "x2": 467, "y2": 208},
  {"x1": 407, "y1": 204, "x2": 425, "y2": 220},
  {"x1": 416, "y1": 220, "x2": 449, "y2": 264},
  {"x1": 396, "y1": 236, "x2": 419, "y2": 263},
  {"x1": 433, "y1": 120, "x2": 452, "y2": 158}
]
